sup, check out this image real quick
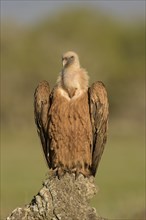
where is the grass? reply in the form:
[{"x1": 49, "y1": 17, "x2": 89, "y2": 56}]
[
  {"x1": 92, "y1": 132, "x2": 145, "y2": 219},
  {"x1": 1, "y1": 124, "x2": 145, "y2": 220}
]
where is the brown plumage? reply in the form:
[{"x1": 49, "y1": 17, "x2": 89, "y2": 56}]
[{"x1": 34, "y1": 51, "x2": 109, "y2": 177}]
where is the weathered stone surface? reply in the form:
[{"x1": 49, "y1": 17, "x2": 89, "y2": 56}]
[{"x1": 6, "y1": 172, "x2": 106, "y2": 220}]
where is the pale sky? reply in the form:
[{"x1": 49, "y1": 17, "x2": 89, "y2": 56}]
[{"x1": 1, "y1": 0, "x2": 145, "y2": 25}]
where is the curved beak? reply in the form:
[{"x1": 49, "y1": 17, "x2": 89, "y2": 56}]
[
  {"x1": 62, "y1": 57, "x2": 74, "y2": 68},
  {"x1": 62, "y1": 58, "x2": 68, "y2": 67}
]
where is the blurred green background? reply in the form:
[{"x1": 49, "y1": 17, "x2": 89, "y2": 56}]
[{"x1": 1, "y1": 1, "x2": 145, "y2": 219}]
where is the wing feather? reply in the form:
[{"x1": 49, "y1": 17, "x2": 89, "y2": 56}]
[
  {"x1": 34, "y1": 80, "x2": 50, "y2": 166},
  {"x1": 89, "y1": 81, "x2": 109, "y2": 176}
]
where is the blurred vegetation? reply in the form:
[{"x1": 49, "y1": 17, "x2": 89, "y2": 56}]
[{"x1": 1, "y1": 7, "x2": 145, "y2": 220}]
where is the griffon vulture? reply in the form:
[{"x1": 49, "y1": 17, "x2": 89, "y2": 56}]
[{"x1": 34, "y1": 51, "x2": 109, "y2": 177}]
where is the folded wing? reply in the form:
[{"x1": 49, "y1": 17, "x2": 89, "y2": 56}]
[
  {"x1": 34, "y1": 80, "x2": 50, "y2": 167},
  {"x1": 89, "y1": 81, "x2": 109, "y2": 176}
]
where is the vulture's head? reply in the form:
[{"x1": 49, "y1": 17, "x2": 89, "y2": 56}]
[{"x1": 62, "y1": 51, "x2": 80, "y2": 69}]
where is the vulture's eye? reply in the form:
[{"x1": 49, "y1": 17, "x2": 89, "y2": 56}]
[{"x1": 71, "y1": 56, "x2": 74, "y2": 59}]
